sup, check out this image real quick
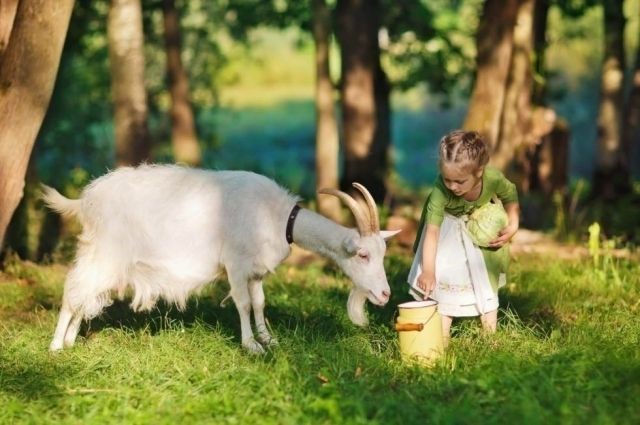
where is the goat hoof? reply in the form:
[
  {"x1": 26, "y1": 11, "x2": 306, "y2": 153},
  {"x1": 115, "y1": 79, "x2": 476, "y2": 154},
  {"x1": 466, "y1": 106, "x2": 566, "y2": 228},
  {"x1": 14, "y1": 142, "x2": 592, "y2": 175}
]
[
  {"x1": 242, "y1": 338, "x2": 265, "y2": 355},
  {"x1": 257, "y1": 333, "x2": 278, "y2": 347},
  {"x1": 49, "y1": 341, "x2": 64, "y2": 352}
]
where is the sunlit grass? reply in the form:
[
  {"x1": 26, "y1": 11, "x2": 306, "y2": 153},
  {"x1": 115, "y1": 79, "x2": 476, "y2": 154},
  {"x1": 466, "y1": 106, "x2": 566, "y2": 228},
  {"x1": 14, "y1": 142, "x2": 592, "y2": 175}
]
[
  {"x1": 219, "y1": 84, "x2": 314, "y2": 108},
  {"x1": 0, "y1": 251, "x2": 638, "y2": 424}
]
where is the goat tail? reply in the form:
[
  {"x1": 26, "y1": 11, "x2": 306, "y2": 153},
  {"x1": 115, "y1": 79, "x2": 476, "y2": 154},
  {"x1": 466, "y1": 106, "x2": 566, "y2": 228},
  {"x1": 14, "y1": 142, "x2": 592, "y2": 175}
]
[{"x1": 40, "y1": 184, "x2": 82, "y2": 219}]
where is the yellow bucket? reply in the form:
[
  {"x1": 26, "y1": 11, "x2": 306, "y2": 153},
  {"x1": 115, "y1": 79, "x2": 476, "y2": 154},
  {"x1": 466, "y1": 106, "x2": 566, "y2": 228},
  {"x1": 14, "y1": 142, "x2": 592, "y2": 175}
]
[{"x1": 395, "y1": 300, "x2": 444, "y2": 365}]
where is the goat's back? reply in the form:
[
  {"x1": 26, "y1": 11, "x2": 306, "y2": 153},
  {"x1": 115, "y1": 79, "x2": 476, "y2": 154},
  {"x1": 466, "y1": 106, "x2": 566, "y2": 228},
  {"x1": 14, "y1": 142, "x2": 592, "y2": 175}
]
[{"x1": 76, "y1": 164, "x2": 299, "y2": 278}]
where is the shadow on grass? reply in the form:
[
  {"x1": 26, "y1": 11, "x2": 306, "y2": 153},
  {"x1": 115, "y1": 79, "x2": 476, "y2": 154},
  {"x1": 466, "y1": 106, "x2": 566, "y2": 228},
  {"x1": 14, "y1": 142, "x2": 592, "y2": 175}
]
[
  {"x1": 77, "y1": 255, "x2": 409, "y2": 348},
  {"x1": 72, "y1": 251, "x2": 562, "y2": 353},
  {"x1": 85, "y1": 296, "x2": 239, "y2": 342},
  {"x1": 0, "y1": 353, "x2": 66, "y2": 401},
  {"x1": 82, "y1": 285, "x2": 353, "y2": 347},
  {"x1": 499, "y1": 290, "x2": 562, "y2": 336}
]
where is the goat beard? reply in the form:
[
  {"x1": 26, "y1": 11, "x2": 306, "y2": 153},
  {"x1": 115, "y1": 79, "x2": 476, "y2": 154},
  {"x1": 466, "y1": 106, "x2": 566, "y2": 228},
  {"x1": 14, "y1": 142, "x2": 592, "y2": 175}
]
[{"x1": 347, "y1": 288, "x2": 369, "y2": 327}]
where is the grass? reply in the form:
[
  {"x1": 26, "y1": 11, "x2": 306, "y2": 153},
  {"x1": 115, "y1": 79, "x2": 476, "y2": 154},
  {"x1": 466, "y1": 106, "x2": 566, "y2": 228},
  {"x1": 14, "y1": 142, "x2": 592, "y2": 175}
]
[{"x1": 0, "y1": 249, "x2": 639, "y2": 424}]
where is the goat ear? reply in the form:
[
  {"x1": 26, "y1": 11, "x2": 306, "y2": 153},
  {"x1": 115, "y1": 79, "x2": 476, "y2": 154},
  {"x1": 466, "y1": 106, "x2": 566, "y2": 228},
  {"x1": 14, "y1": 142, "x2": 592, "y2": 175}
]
[
  {"x1": 342, "y1": 236, "x2": 361, "y2": 255},
  {"x1": 380, "y1": 229, "x2": 401, "y2": 240}
]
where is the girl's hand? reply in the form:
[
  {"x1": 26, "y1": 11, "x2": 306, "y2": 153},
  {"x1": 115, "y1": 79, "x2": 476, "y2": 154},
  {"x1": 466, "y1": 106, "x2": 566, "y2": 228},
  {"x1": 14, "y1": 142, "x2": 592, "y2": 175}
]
[
  {"x1": 489, "y1": 201, "x2": 520, "y2": 248},
  {"x1": 417, "y1": 272, "x2": 436, "y2": 299},
  {"x1": 488, "y1": 221, "x2": 518, "y2": 248}
]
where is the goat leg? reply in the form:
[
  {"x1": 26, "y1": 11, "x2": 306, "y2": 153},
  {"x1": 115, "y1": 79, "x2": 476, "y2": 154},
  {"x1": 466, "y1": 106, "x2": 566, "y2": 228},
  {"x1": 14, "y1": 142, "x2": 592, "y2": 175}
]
[
  {"x1": 249, "y1": 279, "x2": 277, "y2": 347},
  {"x1": 228, "y1": 271, "x2": 265, "y2": 354},
  {"x1": 63, "y1": 313, "x2": 83, "y2": 347},
  {"x1": 50, "y1": 305, "x2": 74, "y2": 351}
]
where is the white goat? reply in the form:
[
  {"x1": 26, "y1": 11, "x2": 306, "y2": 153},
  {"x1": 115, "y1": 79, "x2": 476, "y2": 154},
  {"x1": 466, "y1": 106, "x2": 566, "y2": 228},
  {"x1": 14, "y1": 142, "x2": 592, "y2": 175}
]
[{"x1": 42, "y1": 164, "x2": 399, "y2": 353}]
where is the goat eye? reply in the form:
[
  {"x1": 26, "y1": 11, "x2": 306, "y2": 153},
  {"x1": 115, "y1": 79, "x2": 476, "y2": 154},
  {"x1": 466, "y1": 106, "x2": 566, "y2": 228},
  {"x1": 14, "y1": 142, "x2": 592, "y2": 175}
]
[{"x1": 358, "y1": 252, "x2": 370, "y2": 261}]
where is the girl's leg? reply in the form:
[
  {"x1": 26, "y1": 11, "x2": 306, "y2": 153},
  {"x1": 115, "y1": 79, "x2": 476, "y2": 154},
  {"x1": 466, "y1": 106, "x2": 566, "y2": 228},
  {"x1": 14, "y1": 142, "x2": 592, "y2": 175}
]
[
  {"x1": 480, "y1": 309, "x2": 498, "y2": 333},
  {"x1": 441, "y1": 315, "x2": 453, "y2": 348}
]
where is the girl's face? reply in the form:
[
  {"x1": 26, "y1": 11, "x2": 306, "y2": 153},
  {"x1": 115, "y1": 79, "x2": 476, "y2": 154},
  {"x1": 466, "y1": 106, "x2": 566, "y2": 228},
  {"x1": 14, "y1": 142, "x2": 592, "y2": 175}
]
[{"x1": 440, "y1": 162, "x2": 483, "y2": 198}]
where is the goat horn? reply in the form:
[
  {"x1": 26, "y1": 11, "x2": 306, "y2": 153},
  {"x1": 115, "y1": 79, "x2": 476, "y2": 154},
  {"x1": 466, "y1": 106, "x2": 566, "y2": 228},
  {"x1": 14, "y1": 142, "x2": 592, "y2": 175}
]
[
  {"x1": 318, "y1": 188, "x2": 372, "y2": 236},
  {"x1": 352, "y1": 182, "x2": 380, "y2": 234}
]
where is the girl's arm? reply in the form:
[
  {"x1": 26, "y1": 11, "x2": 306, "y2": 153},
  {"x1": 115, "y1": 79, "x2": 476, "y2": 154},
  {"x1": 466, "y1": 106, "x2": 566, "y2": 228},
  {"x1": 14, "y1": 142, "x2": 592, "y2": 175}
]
[
  {"x1": 488, "y1": 201, "x2": 519, "y2": 248},
  {"x1": 417, "y1": 223, "x2": 440, "y2": 298}
]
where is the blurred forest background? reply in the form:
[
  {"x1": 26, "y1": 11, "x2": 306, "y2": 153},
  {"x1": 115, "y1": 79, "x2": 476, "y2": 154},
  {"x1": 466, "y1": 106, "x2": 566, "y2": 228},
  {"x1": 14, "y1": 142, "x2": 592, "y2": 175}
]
[{"x1": 1, "y1": 0, "x2": 639, "y2": 263}]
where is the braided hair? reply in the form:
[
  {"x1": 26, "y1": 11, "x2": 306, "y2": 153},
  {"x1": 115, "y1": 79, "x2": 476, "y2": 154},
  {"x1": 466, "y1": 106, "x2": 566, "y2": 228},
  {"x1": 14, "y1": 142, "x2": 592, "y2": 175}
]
[{"x1": 438, "y1": 130, "x2": 490, "y2": 171}]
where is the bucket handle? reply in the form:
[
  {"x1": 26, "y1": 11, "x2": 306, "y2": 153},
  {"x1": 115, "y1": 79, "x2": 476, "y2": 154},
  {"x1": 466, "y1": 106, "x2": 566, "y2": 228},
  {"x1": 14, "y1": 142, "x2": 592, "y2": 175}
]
[
  {"x1": 394, "y1": 323, "x2": 424, "y2": 332},
  {"x1": 394, "y1": 307, "x2": 438, "y2": 332}
]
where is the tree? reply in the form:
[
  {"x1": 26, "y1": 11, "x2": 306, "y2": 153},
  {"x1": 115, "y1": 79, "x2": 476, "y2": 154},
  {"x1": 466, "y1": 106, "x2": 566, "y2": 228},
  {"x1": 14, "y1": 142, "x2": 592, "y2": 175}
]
[
  {"x1": 464, "y1": 0, "x2": 565, "y2": 197},
  {"x1": 497, "y1": 0, "x2": 536, "y2": 188},
  {"x1": 0, "y1": 0, "x2": 18, "y2": 57},
  {"x1": 532, "y1": 0, "x2": 556, "y2": 104},
  {"x1": 162, "y1": 0, "x2": 201, "y2": 166},
  {"x1": 524, "y1": 0, "x2": 571, "y2": 195},
  {"x1": 108, "y1": 0, "x2": 152, "y2": 166},
  {"x1": 593, "y1": 0, "x2": 628, "y2": 198},
  {"x1": 463, "y1": 0, "x2": 520, "y2": 158},
  {"x1": 336, "y1": 0, "x2": 390, "y2": 203},
  {"x1": 0, "y1": 0, "x2": 75, "y2": 251},
  {"x1": 312, "y1": 0, "x2": 341, "y2": 221},
  {"x1": 623, "y1": 6, "x2": 640, "y2": 172}
]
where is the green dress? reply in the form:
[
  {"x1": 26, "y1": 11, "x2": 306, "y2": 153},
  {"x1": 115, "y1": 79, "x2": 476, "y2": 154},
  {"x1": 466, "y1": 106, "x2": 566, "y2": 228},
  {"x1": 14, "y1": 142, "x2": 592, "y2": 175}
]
[{"x1": 413, "y1": 167, "x2": 518, "y2": 292}]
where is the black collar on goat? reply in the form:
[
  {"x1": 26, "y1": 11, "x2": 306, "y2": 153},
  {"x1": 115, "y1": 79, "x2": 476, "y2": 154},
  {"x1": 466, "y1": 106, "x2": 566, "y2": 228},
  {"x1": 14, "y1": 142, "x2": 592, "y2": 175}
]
[{"x1": 285, "y1": 204, "x2": 302, "y2": 244}]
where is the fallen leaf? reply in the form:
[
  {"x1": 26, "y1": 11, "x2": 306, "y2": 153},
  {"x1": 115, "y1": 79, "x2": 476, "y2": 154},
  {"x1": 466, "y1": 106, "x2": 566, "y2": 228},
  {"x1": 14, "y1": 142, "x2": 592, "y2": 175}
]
[{"x1": 317, "y1": 373, "x2": 329, "y2": 384}]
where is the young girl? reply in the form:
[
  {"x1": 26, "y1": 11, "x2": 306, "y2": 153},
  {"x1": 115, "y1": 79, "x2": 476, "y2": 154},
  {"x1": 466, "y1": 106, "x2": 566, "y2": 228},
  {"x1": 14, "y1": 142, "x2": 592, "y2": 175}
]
[{"x1": 407, "y1": 130, "x2": 519, "y2": 343}]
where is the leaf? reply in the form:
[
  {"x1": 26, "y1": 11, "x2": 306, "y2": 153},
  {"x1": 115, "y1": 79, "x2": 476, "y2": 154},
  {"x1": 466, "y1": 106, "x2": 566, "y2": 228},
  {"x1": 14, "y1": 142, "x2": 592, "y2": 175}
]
[
  {"x1": 354, "y1": 367, "x2": 362, "y2": 378},
  {"x1": 316, "y1": 373, "x2": 329, "y2": 385}
]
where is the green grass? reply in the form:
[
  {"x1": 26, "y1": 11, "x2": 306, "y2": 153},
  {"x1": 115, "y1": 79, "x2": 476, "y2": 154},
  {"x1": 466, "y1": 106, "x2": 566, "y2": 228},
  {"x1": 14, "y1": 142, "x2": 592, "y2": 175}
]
[{"x1": 0, "y1": 251, "x2": 638, "y2": 424}]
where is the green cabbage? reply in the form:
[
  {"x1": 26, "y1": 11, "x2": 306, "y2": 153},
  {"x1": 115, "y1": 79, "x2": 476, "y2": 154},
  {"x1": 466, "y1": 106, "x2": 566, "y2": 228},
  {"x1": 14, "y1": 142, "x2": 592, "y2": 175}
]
[{"x1": 466, "y1": 202, "x2": 508, "y2": 247}]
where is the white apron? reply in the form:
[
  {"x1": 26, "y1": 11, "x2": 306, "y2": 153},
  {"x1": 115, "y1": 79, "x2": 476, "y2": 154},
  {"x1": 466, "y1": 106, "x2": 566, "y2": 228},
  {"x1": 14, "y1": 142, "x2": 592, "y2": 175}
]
[{"x1": 407, "y1": 214, "x2": 499, "y2": 317}]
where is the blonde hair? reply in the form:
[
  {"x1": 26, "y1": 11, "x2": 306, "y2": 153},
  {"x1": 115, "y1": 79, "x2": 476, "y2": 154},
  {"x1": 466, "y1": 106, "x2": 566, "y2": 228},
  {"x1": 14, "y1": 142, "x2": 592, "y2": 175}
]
[{"x1": 438, "y1": 130, "x2": 490, "y2": 171}]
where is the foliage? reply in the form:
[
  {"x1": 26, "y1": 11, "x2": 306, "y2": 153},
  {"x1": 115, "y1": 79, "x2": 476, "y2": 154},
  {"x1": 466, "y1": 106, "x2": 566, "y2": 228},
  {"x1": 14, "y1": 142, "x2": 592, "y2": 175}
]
[
  {"x1": 520, "y1": 177, "x2": 640, "y2": 249},
  {"x1": 579, "y1": 194, "x2": 640, "y2": 246},
  {"x1": 554, "y1": 0, "x2": 600, "y2": 19},
  {"x1": 588, "y1": 222, "x2": 625, "y2": 286},
  {"x1": 551, "y1": 179, "x2": 588, "y2": 242},
  {"x1": 0, "y1": 251, "x2": 639, "y2": 423},
  {"x1": 381, "y1": 0, "x2": 482, "y2": 97}
]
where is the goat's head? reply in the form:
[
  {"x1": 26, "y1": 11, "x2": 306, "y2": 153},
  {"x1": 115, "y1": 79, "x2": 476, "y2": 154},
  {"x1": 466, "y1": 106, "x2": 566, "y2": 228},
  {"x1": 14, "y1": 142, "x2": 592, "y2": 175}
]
[{"x1": 318, "y1": 183, "x2": 400, "y2": 326}]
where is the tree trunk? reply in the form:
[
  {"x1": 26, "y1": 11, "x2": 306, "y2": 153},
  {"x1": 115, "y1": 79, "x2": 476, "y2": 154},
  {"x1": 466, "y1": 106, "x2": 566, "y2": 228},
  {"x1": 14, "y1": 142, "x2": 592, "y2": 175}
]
[
  {"x1": 312, "y1": 0, "x2": 341, "y2": 222},
  {"x1": 531, "y1": 0, "x2": 550, "y2": 105},
  {"x1": 336, "y1": 0, "x2": 388, "y2": 203},
  {"x1": 0, "y1": 0, "x2": 75, "y2": 252},
  {"x1": 498, "y1": 0, "x2": 536, "y2": 190},
  {"x1": 374, "y1": 60, "x2": 391, "y2": 204},
  {"x1": 623, "y1": 10, "x2": 640, "y2": 173},
  {"x1": 463, "y1": 0, "x2": 520, "y2": 162},
  {"x1": 0, "y1": 0, "x2": 18, "y2": 57},
  {"x1": 593, "y1": 0, "x2": 628, "y2": 198},
  {"x1": 163, "y1": 0, "x2": 201, "y2": 166},
  {"x1": 526, "y1": 0, "x2": 570, "y2": 197},
  {"x1": 108, "y1": 0, "x2": 152, "y2": 167},
  {"x1": 532, "y1": 117, "x2": 570, "y2": 195},
  {"x1": 5, "y1": 158, "x2": 41, "y2": 259}
]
